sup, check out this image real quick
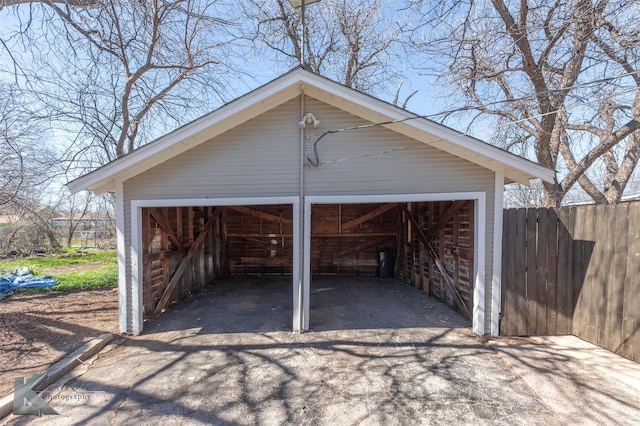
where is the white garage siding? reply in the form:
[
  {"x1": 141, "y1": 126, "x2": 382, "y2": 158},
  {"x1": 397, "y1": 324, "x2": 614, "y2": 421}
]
[{"x1": 125, "y1": 99, "x2": 302, "y2": 200}]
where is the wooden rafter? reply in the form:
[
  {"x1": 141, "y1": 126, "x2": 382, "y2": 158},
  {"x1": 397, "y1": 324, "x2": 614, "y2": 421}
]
[
  {"x1": 148, "y1": 207, "x2": 183, "y2": 250},
  {"x1": 153, "y1": 208, "x2": 221, "y2": 317},
  {"x1": 227, "y1": 232, "x2": 397, "y2": 238},
  {"x1": 424, "y1": 200, "x2": 468, "y2": 242},
  {"x1": 226, "y1": 206, "x2": 292, "y2": 225},
  {"x1": 341, "y1": 203, "x2": 397, "y2": 231},
  {"x1": 401, "y1": 205, "x2": 471, "y2": 320}
]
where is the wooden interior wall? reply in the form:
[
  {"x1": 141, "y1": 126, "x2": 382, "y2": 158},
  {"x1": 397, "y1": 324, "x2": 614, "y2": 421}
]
[
  {"x1": 141, "y1": 206, "x2": 221, "y2": 320},
  {"x1": 310, "y1": 204, "x2": 398, "y2": 275},
  {"x1": 224, "y1": 205, "x2": 294, "y2": 275},
  {"x1": 399, "y1": 201, "x2": 474, "y2": 317}
]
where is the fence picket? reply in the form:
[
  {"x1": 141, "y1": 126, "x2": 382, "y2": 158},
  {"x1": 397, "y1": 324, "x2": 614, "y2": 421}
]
[
  {"x1": 535, "y1": 208, "x2": 549, "y2": 335},
  {"x1": 526, "y1": 208, "x2": 538, "y2": 333},
  {"x1": 546, "y1": 208, "x2": 558, "y2": 335},
  {"x1": 622, "y1": 203, "x2": 640, "y2": 360},
  {"x1": 556, "y1": 207, "x2": 574, "y2": 334},
  {"x1": 502, "y1": 209, "x2": 516, "y2": 335},
  {"x1": 515, "y1": 208, "x2": 528, "y2": 336},
  {"x1": 608, "y1": 204, "x2": 628, "y2": 354}
]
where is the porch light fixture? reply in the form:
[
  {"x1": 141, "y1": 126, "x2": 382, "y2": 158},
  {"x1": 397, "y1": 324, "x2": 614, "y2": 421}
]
[{"x1": 299, "y1": 113, "x2": 320, "y2": 129}]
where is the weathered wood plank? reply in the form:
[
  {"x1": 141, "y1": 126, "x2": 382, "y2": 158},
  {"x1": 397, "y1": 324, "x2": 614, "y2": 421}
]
[
  {"x1": 589, "y1": 205, "x2": 606, "y2": 345},
  {"x1": 571, "y1": 205, "x2": 588, "y2": 337},
  {"x1": 535, "y1": 208, "x2": 549, "y2": 335},
  {"x1": 452, "y1": 204, "x2": 460, "y2": 299},
  {"x1": 545, "y1": 208, "x2": 558, "y2": 335},
  {"x1": 148, "y1": 207, "x2": 183, "y2": 250},
  {"x1": 622, "y1": 203, "x2": 640, "y2": 361},
  {"x1": 607, "y1": 203, "x2": 628, "y2": 355},
  {"x1": 556, "y1": 207, "x2": 575, "y2": 334},
  {"x1": 227, "y1": 205, "x2": 293, "y2": 225},
  {"x1": 514, "y1": 208, "x2": 528, "y2": 336},
  {"x1": 501, "y1": 208, "x2": 516, "y2": 335},
  {"x1": 336, "y1": 237, "x2": 395, "y2": 257},
  {"x1": 332, "y1": 258, "x2": 378, "y2": 267},
  {"x1": 526, "y1": 208, "x2": 538, "y2": 334},
  {"x1": 424, "y1": 200, "x2": 468, "y2": 242},
  {"x1": 577, "y1": 205, "x2": 597, "y2": 341},
  {"x1": 153, "y1": 208, "x2": 221, "y2": 317},
  {"x1": 176, "y1": 207, "x2": 183, "y2": 243},
  {"x1": 596, "y1": 205, "x2": 613, "y2": 348},
  {"x1": 240, "y1": 257, "x2": 291, "y2": 266},
  {"x1": 340, "y1": 203, "x2": 397, "y2": 231}
]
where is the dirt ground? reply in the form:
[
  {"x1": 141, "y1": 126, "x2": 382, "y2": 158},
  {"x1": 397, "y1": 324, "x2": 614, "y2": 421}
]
[{"x1": 0, "y1": 288, "x2": 118, "y2": 397}]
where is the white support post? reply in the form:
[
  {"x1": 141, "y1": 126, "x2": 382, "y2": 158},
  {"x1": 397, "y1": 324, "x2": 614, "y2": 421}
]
[
  {"x1": 472, "y1": 195, "x2": 487, "y2": 336},
  {"x1": 292, "y1": 202, "x2": 303, "y2": 331},
  {"x1": 491, "y1": 172, "x2": 505, "y2": 336},
  {"x1": 130, "y1": 204, "x2": 144, "y2": 335}
]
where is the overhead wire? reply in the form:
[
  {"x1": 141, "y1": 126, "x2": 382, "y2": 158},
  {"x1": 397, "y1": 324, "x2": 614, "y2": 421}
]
[{"x1": 307, "y1": 71, "x2": 640, "y2": 167}]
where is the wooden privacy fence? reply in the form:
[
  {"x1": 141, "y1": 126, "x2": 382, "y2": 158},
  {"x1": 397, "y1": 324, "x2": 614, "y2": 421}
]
[{"x1": 501, "y1": 202, "x2": 640, "y2": 363}]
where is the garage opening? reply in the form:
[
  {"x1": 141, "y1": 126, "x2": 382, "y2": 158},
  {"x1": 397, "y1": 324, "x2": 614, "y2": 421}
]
[
  {"x1": 307, "y1": 201, "x2": 475, "y2": 328},
  {"x1": 140, "y1": 204, "x2": 294, "y2": 322}
]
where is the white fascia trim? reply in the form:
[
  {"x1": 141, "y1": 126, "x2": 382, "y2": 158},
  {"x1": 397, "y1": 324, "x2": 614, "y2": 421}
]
[
  {"x1": 130, "y1": 196, "x2": 300, "y2": 334},
  {"x1": 305, "y1": 192, "x2": 486, "y2": 335},
  {"x1": 115, "y1": 181, "x2": 129, "y2": 334},
  {"x1": 491, "y1": 172, "x2": 505, "y2": 336}
]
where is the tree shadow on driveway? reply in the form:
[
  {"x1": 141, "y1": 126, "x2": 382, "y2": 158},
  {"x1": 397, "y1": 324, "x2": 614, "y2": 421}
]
[{"x1": 6, "y1": 277, "x2": 560, "y2": 425}]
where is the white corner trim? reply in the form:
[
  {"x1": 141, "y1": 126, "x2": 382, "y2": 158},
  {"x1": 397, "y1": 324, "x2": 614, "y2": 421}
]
[
  {"x1": 130, "y1": 203, "x2": 144, "y2": 335},
  {"x1": 473, "y1": 194, "x2": 487, "y2": 336},
  {"x1": 491, "y1": 172, "x2": 505, "y2": 336},
  {"x1": 115, "y1": 181, "x2": 129, "y2": 334}
]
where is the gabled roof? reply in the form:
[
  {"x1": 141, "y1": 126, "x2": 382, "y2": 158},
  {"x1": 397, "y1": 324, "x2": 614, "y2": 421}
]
[{"x1": 68, "y1": 68, "x2": 555, "y2": 194}]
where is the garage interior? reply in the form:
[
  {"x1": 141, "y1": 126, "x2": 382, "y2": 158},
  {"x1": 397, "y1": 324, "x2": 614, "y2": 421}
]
[{"x1": 141, "y1": 201, "x2": 475, "y2": 324}]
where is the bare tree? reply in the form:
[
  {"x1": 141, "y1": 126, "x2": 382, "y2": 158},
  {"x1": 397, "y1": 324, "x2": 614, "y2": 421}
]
[
  {"x1": 244, "y1": 0, "x2": 406, "y2": 94},
  {"x1": 1, "y1": 0, "x2": 244, "y2": 175},
  {"x1": 0, "y1": 83, "x2": 57, "y2": 206},
  {"x1": 410, "y1": 0, "x2": 640, "y2": 206}
]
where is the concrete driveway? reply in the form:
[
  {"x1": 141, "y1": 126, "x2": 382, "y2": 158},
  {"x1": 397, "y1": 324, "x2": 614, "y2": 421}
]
[{"x1": 4, "y1": 277, "x2": 639, "y2": 425}]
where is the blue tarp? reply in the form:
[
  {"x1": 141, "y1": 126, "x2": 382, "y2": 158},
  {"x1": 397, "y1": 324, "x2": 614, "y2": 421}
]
[{"x1": 0, "y1": 267, "x2": 59, "y2": 300}]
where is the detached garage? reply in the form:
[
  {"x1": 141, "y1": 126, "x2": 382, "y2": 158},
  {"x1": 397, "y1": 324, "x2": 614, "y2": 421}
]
[{"x1": 68, "y1": 68, "x2": 554, "y2": 336}]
